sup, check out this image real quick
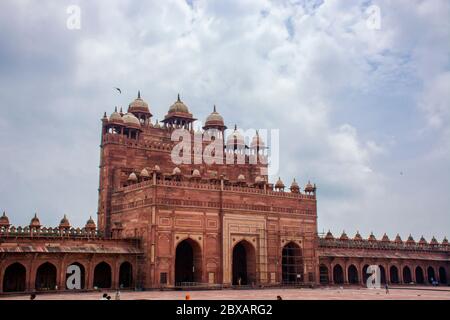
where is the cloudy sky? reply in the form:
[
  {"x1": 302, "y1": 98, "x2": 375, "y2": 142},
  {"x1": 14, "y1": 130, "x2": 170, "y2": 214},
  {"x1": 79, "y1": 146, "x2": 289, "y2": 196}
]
[{"x1": 0, "y1": 0, "x2": 448, "y2": 241}]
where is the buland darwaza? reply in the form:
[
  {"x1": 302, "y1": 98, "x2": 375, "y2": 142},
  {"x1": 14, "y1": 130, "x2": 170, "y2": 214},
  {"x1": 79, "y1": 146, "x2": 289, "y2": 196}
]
[{"x1": 0, "y1": 92, "x2": 448, "y2": 294}]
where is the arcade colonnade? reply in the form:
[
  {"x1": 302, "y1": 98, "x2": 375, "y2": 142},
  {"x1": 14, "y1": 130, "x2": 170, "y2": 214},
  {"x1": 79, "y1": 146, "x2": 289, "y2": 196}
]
[
  {"x1": 319, "y1": 259, "x2": 449, "y2": 286},
  {"x1": 0, "y1": 256, "x2": 136, "y2": 293}
]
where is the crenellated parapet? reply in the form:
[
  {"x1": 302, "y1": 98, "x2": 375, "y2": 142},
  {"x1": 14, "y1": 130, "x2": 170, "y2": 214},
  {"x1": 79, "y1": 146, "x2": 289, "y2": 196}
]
[
  {"x1": 118, "y1": 169, "x2": 317, "y2": 200},
  {"x1": 319, "y1": 230, "x2": 449, "y2": 252},
  {"x1": 0, "y1": 212, "x2": 100, "y2": 239}
]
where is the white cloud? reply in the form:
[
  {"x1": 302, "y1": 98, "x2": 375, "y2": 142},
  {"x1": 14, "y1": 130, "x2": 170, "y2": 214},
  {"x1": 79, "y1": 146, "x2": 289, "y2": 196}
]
[{"x1": 0, "y1": 0, "x2": 449, "y2": 240}]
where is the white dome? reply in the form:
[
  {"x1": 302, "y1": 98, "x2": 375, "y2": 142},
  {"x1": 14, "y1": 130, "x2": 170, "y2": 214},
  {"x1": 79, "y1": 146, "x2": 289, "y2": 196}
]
[
  {"x1": 128, "y1": 172, "x2": 138, "y2": 181},
  {"x1": 172, "y1": 167, "x2": 181, "y2": 175},
  {"x1": 140, "y1": 168, "x2": 150, "y2": 177}
]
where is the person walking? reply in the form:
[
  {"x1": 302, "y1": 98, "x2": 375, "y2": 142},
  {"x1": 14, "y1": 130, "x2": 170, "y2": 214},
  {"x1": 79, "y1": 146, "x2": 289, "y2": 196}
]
[{"x1": 385, "y1": 283, "x2": 389, "y2": 294}]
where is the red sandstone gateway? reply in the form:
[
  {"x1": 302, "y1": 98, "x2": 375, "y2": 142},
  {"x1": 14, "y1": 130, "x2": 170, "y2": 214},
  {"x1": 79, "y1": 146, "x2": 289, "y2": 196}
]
[{"x1": 0, "y1": 93, "x2": 448, "y2": 294}]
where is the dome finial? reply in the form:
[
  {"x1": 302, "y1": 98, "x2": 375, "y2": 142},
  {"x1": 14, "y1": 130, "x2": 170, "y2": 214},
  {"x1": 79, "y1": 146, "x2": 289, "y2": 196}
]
[
  {"x1": 138, "y1": 90, "x2": 141, "y2": 99},
  {"x1": 213, "y1": 105, "x2": 216, "y2": 112},
  {"x1": 114, "y1": 106, "x2": 117, "y2": 112},
  {"x1": 177, "y1": 93, "x2": 181, "y2": 102},
  {"x1": 234, "y1": 124, "x2": 237, "y2": 131}
]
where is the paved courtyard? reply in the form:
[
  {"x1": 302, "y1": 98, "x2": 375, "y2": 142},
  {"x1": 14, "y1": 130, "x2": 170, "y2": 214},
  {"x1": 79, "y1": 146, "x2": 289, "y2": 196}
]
[{"x1": 1, "y1": 286, "x2": 449, "y2": 300}]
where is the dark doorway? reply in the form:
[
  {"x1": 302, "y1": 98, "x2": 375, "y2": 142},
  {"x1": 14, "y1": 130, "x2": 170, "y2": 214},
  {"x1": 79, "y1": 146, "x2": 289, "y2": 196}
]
[
  {"x1": 175, "y1": 239, "x2": 202, "y2": 285},
  {"x1": 403, "y1": 266, "x2": 412, "y2": 284},
  {"x1": 333, "y1": 264, "x2": 344, "y2": 284},
  {"x1": 93, "y1": 262, "x2": 112, "y2": 288},
  {"x1": 232, "y1": 240, "x2": 256, "y2": 285},
  {"x1": 415, "y1": 266, "x2": 424, "y2": 284},
  {"x1": 439, "y1": 267, "x2": 447, "y2": 284},
  {"x1": 390, "y1": 266, "x2": 399, "y2": 284},
  {"x1": 348, "y1": 265, "x2": 359, "y2": 284},
  {"x1": 119, "y1": 262, "x2": 133, "y2": 288},
  {"x1": 35, "y1": 262, "x2": 57, "y2": 291},
  {"x1": 319, "y1": 265, "x2": 329, "y2": 285},
  {"x1": 65, "y1": 262, "x2": 85, "y2": 289},
  {"x1": 427, "y1": 266, "x2": 436, "y2": 284},
  {"x1": 281, "y1": 242, "x2": 303, "y2": 284},
  {"x1": 3, "y1": 263, "x2": 26, "y2": 292},
  {"x1": 379, "y1": 265, "x2": 386, "y2": 284}
]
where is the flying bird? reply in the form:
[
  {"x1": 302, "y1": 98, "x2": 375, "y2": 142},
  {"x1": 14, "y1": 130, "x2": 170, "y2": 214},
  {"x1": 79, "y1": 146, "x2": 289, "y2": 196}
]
[{"x1": 114, "y1": 87, "x2": 122, "y2": 94}]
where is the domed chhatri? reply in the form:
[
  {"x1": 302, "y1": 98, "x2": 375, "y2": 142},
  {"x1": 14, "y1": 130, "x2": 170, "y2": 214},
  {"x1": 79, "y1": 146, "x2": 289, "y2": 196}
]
[
  {"x1": 140, "y1": 168, "x2": 150, "y2": 178},
  {"x1": 204, "y1": 105, "x2": 226, "y2": 131},
  {"x1": 340, "y1": 231, "x2": 349, "y2": 240},
  {"x1": 85, "y1": 216, "x2": 96, "y2": 231},
  {"x1": 109, "y1": 107, "x2": 124, "y2": 124},
  {"x1": 30, "y1": 213, "x2": 41, "y2": 228},
  {"x1": 275, "y1": 177, "x2": 285, "y2": 190},
  {"x1": 122, "y1": 112, "x2": 141, "y2": 128},
  {"x1": 368, "y1": 232, "x2": 377, "y2": 242},
  {"x1": 354, "y1": 231, "x2": 363, "y2": 241},
  {"x1": 172, "y1": 167, "x2": 181, "y2": 176},
  {"x1": 325, "y1": 230, "x2": 334, "y2": 240},
  {"x1": 162, "y1": 94, "x2": 196, "y2": 129},
  {"x1": 128, "y1": 172, "x2": 138, "y2": 182},
  {"x1": 304, "y1": 181, "x2": 316, "y2": 194},
  {"x1": 169, "y1": 94, "x2": 190, "y2": 114},
  {"x1": 59, "y1": 214, "x2": 71, "y2": 229},
  {"x1": 250, "y1": 130, "x2": 265, "y2": 150},
  {"x1": 0, "y1": 211, "x2": 10, "y2": 227},
  {"x1": 381, "y1": 233, "x2": 390, "y2": 242},
  {"x1": 128, "y1": 91, "x2": 152, "y2": 116},
  {"x1": 226, "y1": 125, "x2": 245, "y2": 149},
  {"x1": 290, "y1": 178, "x2": 300, "y2": 193},
  {"x1": 192, "y1": 169, "x2": 201, "y2": 178},
  {"x1": 394, "y1": 234, "x2": 403, "y2": 243}
]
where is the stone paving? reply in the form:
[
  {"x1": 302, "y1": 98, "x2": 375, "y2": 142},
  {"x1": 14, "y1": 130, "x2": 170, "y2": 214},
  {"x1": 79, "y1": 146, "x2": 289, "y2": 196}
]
[{"x1": 1, "y1": 286, "x2": 449, "y2": 300}]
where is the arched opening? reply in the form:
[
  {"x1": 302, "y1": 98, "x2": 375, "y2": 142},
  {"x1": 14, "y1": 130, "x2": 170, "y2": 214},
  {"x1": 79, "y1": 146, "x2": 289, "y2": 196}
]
[
  {"x1": 119, "y1": 262, "x2": 133, "y2": 288},
  {"x1": 427, "y1": 266, "x2": 436, "y2": 284},
  {"x1": 35, "y1": 262, "x2": 57, "y2": 291},
  {"x1": 439, "y1": 267, "x2": 447, "y2": 284},
  {"x1": 175, "y1": 238, "x2": 202, "y2": 285},
  {"x1": 415, "y1": 266, "x2": 424, "y2": 284},
  {"x1": 319, "y1": 265, "x2": 329, "y2": 285},
  {"x1": 348, "y1": 265, "x2": 359, "y2": 284},
  {"x1": 333, "y1": 264, "x2": 344, "y2": 284},
  {"x1": 93, "y1": 262, "x2": 112, "y2": 289},
  {"x1": 232, "y1": 240, "x2": 256, "y2": 285},
  {"x1": 379, "y1": 265, "x2": 386, "y2": 284},
  {"x1": 362, "y1": 264, "x2": 370, "y2": 284},
  {"x1": 390, "y1": 266, "x2": 399, "y2": 284},
  {"x1": 281, "y1": 242, "x2": 303, "y2": 284},
  {"x1": 65, "y1": 262, "x2": 85, "y2": 289},
  {"x1": 403, "y1": 266, "x2": 412, "y2": 284},
  {"x1": 3, "y1": 263, "x2": 26, "y2": 292}
]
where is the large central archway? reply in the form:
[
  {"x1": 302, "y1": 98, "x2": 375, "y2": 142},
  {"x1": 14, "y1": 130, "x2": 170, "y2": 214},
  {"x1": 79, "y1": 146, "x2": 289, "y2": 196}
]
[
  {"x1": 232, "y1": 240, "x2": 256, "y2": 285},
  {"x1": 281, "y1": 242, "x2": 303, "y2": 284},
  {"x1": 175, "y1": 238, "x2": 202, "y2": 285}
]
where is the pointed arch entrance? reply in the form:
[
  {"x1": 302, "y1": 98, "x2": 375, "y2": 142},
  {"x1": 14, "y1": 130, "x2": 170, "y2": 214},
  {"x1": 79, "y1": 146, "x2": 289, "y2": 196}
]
[
  {"x1": 93, "y1": 262, "x2": 112, "y2": 288},
  {"x1": 333, "y1": 264, "x2": 344, "y2": 284},
  {"x1": 348, "y1": 265, "x2": 359, "y2": 284},
  {"x1": 35, "y1": 262, "x2": 57, "y2": 291},
  {"x1": 175, "y1": 238, "x2": 202, "y2": 285},
  {"x1": 390, "y1": 266, "x2": 399, "y2": 284},
  {"x1": 119, "y1": 262, "x2": 133, "y2": 288},
  {"x1": 403, "y1": 266, "x2": 412, "y2": 284},
  {"x1": 281, "y1": 242, "x2": 303, "y2": 284},
  {"x1": 232, "y1": 240, "x2": 256, "y2": 285},
  {"x1": 319, "y1": 265, "x2": 329, "y2": 285},
  {"x1": 3, "y1": 263, "x2": 26, "y2": 292},
  {"x1": 415, "y1": 266, "x2": 424, "y2": 284},
  {"x1": 438, "y1": 267, "x2": 447, "y2": 284}
]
